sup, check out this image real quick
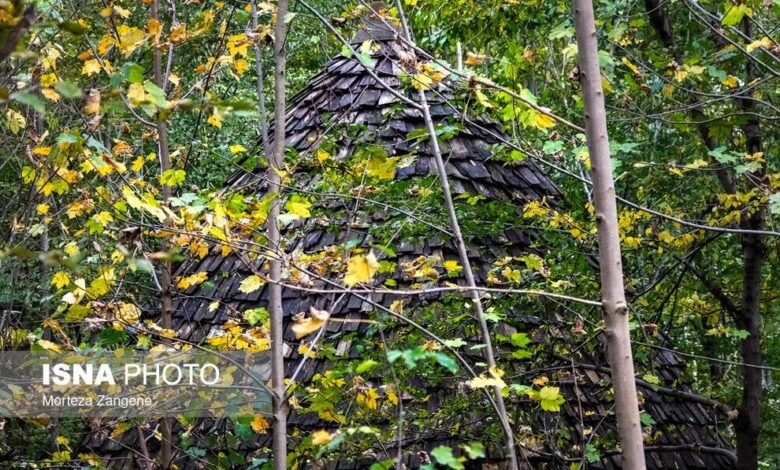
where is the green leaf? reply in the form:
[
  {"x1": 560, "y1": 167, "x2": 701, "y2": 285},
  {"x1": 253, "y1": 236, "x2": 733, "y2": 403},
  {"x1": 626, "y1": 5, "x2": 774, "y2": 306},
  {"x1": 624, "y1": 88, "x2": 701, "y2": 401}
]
[
  {"x1": 356, "y1": 359, "x2": 380, "y2": 374},
  {"x1": 434, "y1": 352, "x2": 458, "y2": 373},
  {"x1": 640, "y1": 412, "x2": 657, "y2": 426},
  {"x1": 539, "y1": 386, "x2": 565, "y2": 411},
  {"x1": 54, "y1": 81, "x2": 82, "y2": 98},
  {"x1": 242, "y1": 307, "x2": 269, "y2": 326},
  {"x1": 161, "y1": 169, "x2": 186, "y2": 186},
  {"x1": 460, "y1": 442, "x2": 485, "y2": 459},
  {"x1": 430, "y1": 446, "x2": 464, "y2": 470},
  {"x1": 13, "y1": 91, "x2": 45, "y2": 113}
]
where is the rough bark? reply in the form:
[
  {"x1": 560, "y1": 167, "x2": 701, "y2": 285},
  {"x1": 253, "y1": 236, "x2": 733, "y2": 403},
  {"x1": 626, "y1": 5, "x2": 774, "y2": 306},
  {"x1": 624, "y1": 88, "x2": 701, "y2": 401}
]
[
  {"x1": 733, "y1": 19, "x2": 766, "y2": 470},
  {"x1": 268, "y1": 1, "x2": 289, "y2": 468},
  {"x1": 572, "y1": 0, "x2": 646, "y2": 468}
]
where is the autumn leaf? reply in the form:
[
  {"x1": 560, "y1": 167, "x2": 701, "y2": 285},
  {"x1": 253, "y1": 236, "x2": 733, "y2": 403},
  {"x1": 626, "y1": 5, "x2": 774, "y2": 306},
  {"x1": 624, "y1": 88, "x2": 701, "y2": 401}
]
[
  {"x1": 251, "y1": 415, "x2": 269, "y2": 434},
  {"x1": 344, "y1": 252, "x2": 379, "y2": 286},
  {"x1": 311, "y1": 430, "x2": 333, "y2": 445},
  {"x1": 285, "y1": 195, "x2": 312, "y2": 218},
  {"x1": 127, "y1": 83, "x2": 146, "y2": 106},
  {"x1": 539, "y1": 386, "x2": 565, "y2": 411},
  {"x1": 5, "y1": 110, "x2": 26, "y2": 135},
  {"x1": 81, "y1": 59, "x2": 101, "y2": 76},
  {"x1": 239, "y1": 275, "x2": 265, "y2": 294},
  {"x1": 227, "y1": 33, "x2": 251, "y2": 57},
  {"x1": 443, "y1": 260, "x2": 463, "y2": 275},
  {"x1": 116, "y1": 25, "x2": 145, "y2": 57},
  {"x1": 51, "y1": 272, "x2": 72, "y2": 289},
  {"x1": 37, "y1": 339, "x2": 62, "y2": 353},
  {"x1": 292, "y1": 307, "x2": 330, "y2": 338},
  {"x1": 229, "y1": 144, "x2": 247, "y2": 154},
  {"x1": 464, "y1": 52, "x2": 487, "y2": 65}
]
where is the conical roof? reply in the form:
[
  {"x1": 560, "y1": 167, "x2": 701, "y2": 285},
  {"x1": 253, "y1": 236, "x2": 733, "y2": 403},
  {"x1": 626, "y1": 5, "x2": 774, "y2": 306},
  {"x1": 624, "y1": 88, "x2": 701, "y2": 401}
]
[{"x1": 83, "y1": 20, "x2": 734, "y2": 470}]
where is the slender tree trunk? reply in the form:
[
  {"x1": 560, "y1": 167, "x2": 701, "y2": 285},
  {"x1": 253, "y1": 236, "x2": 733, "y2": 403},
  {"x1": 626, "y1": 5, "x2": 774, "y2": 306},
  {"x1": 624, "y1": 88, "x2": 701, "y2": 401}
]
[
  {"x1": 572, "y1": 0, "x2": 646, "y2": 468},
  {"x1": 644, "y1": 6, "x2": 764, "y2": 466},
  {"x1": 391, "y1": 2, "x2": 518, "y2": 468},
  {"x1": 734, "y1": 19, "x2": 765, "y2": 470},
  {"x1": 268, "y1": 1, "x2": 289, "y2": 468},
  {"x1": 152, "y1": 0, "x2": 173, "y2": 465}
]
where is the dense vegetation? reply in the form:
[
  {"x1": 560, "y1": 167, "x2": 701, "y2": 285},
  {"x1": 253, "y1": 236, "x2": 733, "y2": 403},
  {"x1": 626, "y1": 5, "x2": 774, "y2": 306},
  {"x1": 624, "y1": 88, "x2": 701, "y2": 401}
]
[{"x1": 1, "y1": 0, "x2": 778, "y2": 468}]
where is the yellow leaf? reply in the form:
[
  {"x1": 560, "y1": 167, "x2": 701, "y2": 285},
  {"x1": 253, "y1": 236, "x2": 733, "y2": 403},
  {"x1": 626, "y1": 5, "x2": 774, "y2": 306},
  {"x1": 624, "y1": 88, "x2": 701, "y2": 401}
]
[
  {"x1": 411, "y1": 72, "x2": 433, "y2": 91},
  {"x1": 127, "y1": 83, "x2": 146, "y2": 107},
  {"x1": 621, "y1": 57, "x2": 640, "y2": 74},
  {"x1": 5, "y1": 109, "x2": 26, "y2": 135},
  {"x1": 746, "y1": 37, "x2": 771, "y2": 53},
  {"x1": 64, "y1": 243, "x2": 79, "y2": 257},
  {"x1": 227, "y1": 33, "x2": 251, "y2": 57},
  {"x1": 464, "y1": 52, "x2": 487, "y2": 65},
  {"x1": 234, "y1": 59, "x2": 249, "y2": 76},
  {"x1": 97, "y1": 34, "x2": 115, "y2": 55},
  {"x1": 51, "y1": 272, "x2": 71, "y2": 289},
  {"x1": 146, "y1": 18, "x2": 162, "y2": 42},
  {"x1": 292, "y1": 307, "x2": 330, "y2": 339},
  {"x1": 131, "y1": 156, "x2": 145, "y2": 172},
  {"x1": 116, "y1": 25, "x2": 145, "y2": 57},
  {"x1": 36, "y1": 203, "x2": 50, "y2": 215},
  {"x1": 229, "y1": 144, "x2": 247, "y2": 154},
  {"x1": 81, "y1": 59, "x2": 101, "y2": 76},
  {"x1": 239, "y1": 275, "x2": 265, "y2": 294},
  {"x1": 207, "y1": 113, "x2": 222, "y2": 128},
  {"x1": 94, "y1": 211, "x2": 114, "y2": 226},
  {"x1": 531, "y1": 110, "x2": 556, "y2": 129},
  {"x1": 251, "y1": 415, "x2": 269, "y2": 434},
  {"x1": 40, "y1": 73, "x2": 58, "y2": 87},
  {"x1": 475, "y1": 89, "x2": 493, "y2": 108},
  {"x1": 722, "y1": 75, "x2": 739, "y2": 88},
  {"x1": 443, "y1": 260, "x2": 462, "y2": 275},
  {"x1": 285, "y1": 195, "x2": 312, "y2": 218},
  {"x1": 344, "y1": 252, "x2": 379, "y2": 286},
  {"x1": 168, "y1": 23, "x2": 187, "y2": 44},
  {"x1": 469, "y1": 373, "x2": 506, "y2": 390},
  {"x1": 311, "y1": 430, "x2": 333, "y2": 446},
  {"x1": 37, "y1": 339, "x2": 62, "y2": 353},
  {"x1": 33, "y1": 146, "x2": 51, "y2": 155}
]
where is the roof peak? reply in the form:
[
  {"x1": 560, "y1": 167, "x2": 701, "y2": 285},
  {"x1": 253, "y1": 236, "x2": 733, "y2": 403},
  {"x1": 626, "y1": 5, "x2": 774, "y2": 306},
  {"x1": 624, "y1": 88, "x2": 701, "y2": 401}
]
[{"x1": 350, "y1": 1, "x2": 402, "y2": 44}]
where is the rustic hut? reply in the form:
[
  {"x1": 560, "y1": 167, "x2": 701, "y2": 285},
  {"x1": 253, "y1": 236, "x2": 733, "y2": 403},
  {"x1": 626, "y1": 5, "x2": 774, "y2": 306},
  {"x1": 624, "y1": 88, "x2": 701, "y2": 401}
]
[{"x1": 84, "y1": 9, "x2": 735, "y2": 469}]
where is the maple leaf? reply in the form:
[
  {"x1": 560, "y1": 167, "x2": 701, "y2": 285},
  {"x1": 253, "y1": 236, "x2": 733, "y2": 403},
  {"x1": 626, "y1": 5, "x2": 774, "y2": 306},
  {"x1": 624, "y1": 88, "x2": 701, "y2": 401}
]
[
  {"x1": 51, "y1": 272, "x2": 71, "y2": 289},
  {"x1": 116, "y1": 25, "x2": 145, "y2": 57},
  {"x1": 539, "y1": 386, "x2": 565, "y2": 411},
  {"x1": 285, "y1": 195, "x2": 312, "y2": 218},
  {"x1": 344, "y1": 252, "x2": 379, "y2": 286},
  {"x1": 251, "y1": 415, "x2": 269, "y2": 434},
  {"x1": 127, "y1": 83, "x2": 146, "y2": 107},
  {"x1": 238, "y1": 275, "x2": 265, "y2": 294},
  {"x1": 81, "y1": 59, "x2": 101, "y2": 76}
]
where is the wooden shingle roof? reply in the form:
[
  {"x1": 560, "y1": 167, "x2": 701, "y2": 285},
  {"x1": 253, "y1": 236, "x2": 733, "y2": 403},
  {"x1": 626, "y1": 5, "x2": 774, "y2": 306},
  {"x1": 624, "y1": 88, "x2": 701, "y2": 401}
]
[{"x1": 83, "y1": 25, "x2": 734, "y2": 470}]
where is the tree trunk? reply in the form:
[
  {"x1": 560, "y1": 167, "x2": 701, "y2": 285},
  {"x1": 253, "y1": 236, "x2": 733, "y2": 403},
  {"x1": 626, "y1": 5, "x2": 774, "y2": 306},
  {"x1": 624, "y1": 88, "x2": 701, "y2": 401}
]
[
  {"x1": 268, "y1": 1, "x2": 289, "y2": 468},
  {"x1": 734, "y1": 19, "x2": 765, "y2": 469},
  {"x1": 572, "y1": 0, "x2": 646, "y2": 468},
  {"x1": 152, "y1": 0, "x2": 173, "y2": 465}
]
